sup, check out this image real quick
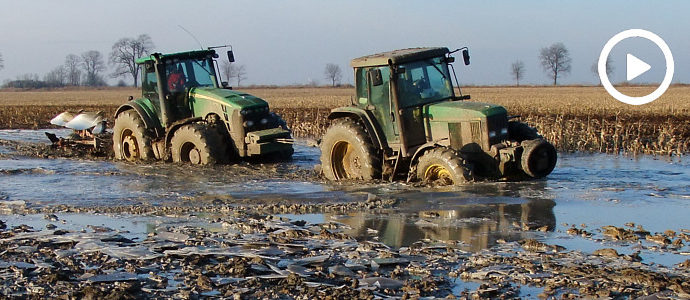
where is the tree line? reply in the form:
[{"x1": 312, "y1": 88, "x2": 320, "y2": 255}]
[
  {"x1": 510, "y1": 42, "x2": 614, "y2": 86},
  {"x1": 1, "y1": 34, "x2": 154, "y2": 89},
  {"x1": 0, "y1": 41, "x2": 616, "y2": 88}
]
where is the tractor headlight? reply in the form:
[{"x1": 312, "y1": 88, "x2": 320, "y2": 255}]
[
  {"x1": 240, "y1": 109, "x2": 248, "y2": 116},
  {"x1": 243, "y1": 120, "x2": 254, "y2": 127},
  {"x1": 260, "y1": 118, "x2": 268, "y2": 125},
  {"x1": 500, "y1": 128, "x2": 508, "y2": 135},
  {"x1": 489, "y1": 131, "x2": 497, "y2": 138}
]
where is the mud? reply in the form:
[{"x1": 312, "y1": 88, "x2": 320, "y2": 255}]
[
  {"x1": 1, "y1": 130, "x2": 689, "y2": 298},
  {"x1": 1, "y1": 208, "x2": 689, "y2": 299}
]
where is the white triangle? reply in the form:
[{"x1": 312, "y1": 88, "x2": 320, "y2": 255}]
[{"x1": 627, "y1": 53, "x2": 651, "y2": 81}]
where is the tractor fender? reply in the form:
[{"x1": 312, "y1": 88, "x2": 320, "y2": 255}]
[
  {"x1": 115, "y1": 101, "x2": 163, "y2": 138},
  {"x1": 409, "y1": 141, "x2": 448, "y2": 167},
  {"x1": 328, "y1": 107, "x2": 386, "y2": 150}
]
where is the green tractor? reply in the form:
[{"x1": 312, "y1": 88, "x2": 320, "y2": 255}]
[
  {"x1": 320, "y1": 47, "x2": 557, "y2": 184},
  {"x1": 113, "y1": 49, "x2": 293, "y2": 165}
]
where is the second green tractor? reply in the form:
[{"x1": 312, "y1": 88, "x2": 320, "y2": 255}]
[{"x1": 320, "y1": 47, "x2": 557, "y2": 185}]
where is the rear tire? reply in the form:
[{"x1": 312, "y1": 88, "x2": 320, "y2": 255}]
[
  {"x1": 416, "y1": 147, "x2": 472, "y2": 185},
  {"x1": 320, "y1": 119, "x2": 381, "y2": 181},
  {"x1": 171, "y1": 123, "x2": 227, "y2": 165},
  {"x1": 113, "y1": 110, "x2": 154, "y2": 162},
  {"x1": 521, "y1": 139, "x2": 557, "y2": 178}
]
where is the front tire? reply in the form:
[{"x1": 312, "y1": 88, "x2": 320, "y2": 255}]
[
  {"x1": 320, "y1": 119, "x2": 381, "y2": 181},
  {"x1": 170, "y1": 123, "x2": 227, "y2": 165},
  {"x1": 416, "y1": 147, "x2": 472, "y2": 185},
  {"x1": 113, "y1": 110, "x2": 154, "y2": 162},
  {"x1": 521, "y1": 139, "x2": 557, "y2": 178}
]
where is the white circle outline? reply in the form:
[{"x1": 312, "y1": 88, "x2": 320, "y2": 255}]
[{"x1": 598, "y1": 29, "x2": 674, "y2": 105}]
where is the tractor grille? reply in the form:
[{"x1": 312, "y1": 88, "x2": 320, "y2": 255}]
[
  {"x1": 487, "y1": 114, "x2": 508, "y2": 145},
  {"x1": 470, "y1": 122, "x2": 481, "y2": 142}
]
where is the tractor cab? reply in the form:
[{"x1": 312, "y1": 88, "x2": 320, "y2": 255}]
[
  {"x1": 138, "y1": 50, "x2": 222, "y2": 126},
  {"x1": 350, "y1": 47, "x2": 476, "y2": 157}
]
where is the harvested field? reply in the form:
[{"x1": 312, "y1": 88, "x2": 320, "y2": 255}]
[{"x1": 1, "y1": 86, "x2": 689, "y2": 155}]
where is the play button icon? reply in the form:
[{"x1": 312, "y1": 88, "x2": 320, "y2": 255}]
[
  {"x1": 599, "y1": 29, "x2": 674, "y2": 105},
  {"x1": 626, "y1": 54, "x2": 651, "y2": 81}
]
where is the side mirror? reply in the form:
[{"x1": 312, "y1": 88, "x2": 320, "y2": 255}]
[
  {"x1": 369, "y1": 69, "x2": 383, "y2": 86},
  {"x1": 462, "y1": 49, "x2": 470, "y2": 65},
  {"x1": 222, "y1": 81, "x2": 229, "y2": 88},
  {"x1": 227, "y1": 50, "x2": 235, "y2": 63}
]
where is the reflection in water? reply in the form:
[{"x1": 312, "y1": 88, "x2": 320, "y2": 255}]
[{"x1": 330, "y1": 200, "x2": 555, "y2": 251}]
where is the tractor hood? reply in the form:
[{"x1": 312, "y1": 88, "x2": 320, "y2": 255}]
[
  {"x1": 190, "y1": 88, "x2": 268, "y2": 110},
  {"x1": 426, "y1": 101, "x2": 507, "y2": 122}
]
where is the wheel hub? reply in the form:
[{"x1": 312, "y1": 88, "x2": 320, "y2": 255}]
[
  {"x1": 424, "y1": 164, "x2": 454, "y2": 185},
  {"x1": 331, "y1": 141, "x2": 355, "y2": 180},
  {"x1": 188, "y1": 148, "x2": 201, "y2": 165},
  {"x1": 122, "y1": 135, "x2": 139, "y2": 161}
]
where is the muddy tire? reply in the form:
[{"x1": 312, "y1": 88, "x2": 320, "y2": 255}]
[
  {"x1": 171, "y1": 123, "x2": 227, "y2": 165},
  {"x1": 320, "y1": 119, "x2": 381, "y2": 181},
  {"x1": 509, "y1": 121, "x2": 540, "y2": 142},
  {"x1": 416, "y1": 147, "x2": 472, "y2": 185},
  {"x1": 113, "y1": 110, "x2": 154, "y2": 161},
  {"x1": 521, "y1": 139, "x2": 557, "y2": 178}
]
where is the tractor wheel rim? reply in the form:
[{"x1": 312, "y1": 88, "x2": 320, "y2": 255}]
[
  {"x1": 122, "y1": 135, "x2": 138, "y2": 161},
  {"x1": 531, "y1": 146, "x2": 552, "y2": 173},
  {"x1": 188, "y1": 148, "x2": 201, "y2": 165},
  {"x1": 424, "y1": 164, "x2": 454, "y2": 185},
  {"x1": 331, "y1": 141, "x2": 354, "y2": 180}
]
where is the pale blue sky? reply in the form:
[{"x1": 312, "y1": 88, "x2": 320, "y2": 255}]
[{"x1": 0, "y1": 0, "x2": 687, "y2": 85}]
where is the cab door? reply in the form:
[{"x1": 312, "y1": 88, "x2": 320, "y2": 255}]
[
  {"x1": 141, "y1": 65, "x2": 162, "y2": 120},
  {"x1": 396, "y1": 68, "x2": 428, "y2": 149},
  {"x1": 364, "y1": 67, "x2": 399, "y2": 146}
]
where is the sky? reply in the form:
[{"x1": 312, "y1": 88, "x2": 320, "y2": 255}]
[{"x1": 0, "y1": 0, "x2": 688, "y2": 86}]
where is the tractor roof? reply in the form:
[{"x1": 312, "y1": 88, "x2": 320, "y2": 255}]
[
  {"x1": 135, "y1": 49, "x2": 216, "y2": 65},
  {"x1": 350, "y1": 47, "x2": 449, "y2": 68}
]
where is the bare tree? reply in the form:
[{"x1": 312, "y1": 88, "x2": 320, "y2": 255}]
[
  {"x1": 220, "y1": 61, "x2": 235, "y2": 83},
  {"x1": 64, "y1": 54, "x2": 81, "y2": 86},
  {"x1": 0, "y1": 52, "x2": 4, "y2": 71},
  {"x1": 511, "y1": 60, "x2": 525, "y2": 86},
  {"x1": 306, "y1": 78, "x2": 319, "y2": 87},
  {"x1": 539, "y1": 43, "x2": 572, "y2": 85},
  {"x1": 324, "y1": 63, "x2": 342, "y2": 87},
  {"x1": 81, "y1": 50, "x2": 106, "y2": 86},
  {"x1": 234, "y1": 65, "x2": 247, "y2": 87},
  {"x1": 591, "y1": 58, "x2": 614, "y2": 85},
  {"x1": 44, "y1": 66, "x2": 67, "y2": 86},
  {"x1": 219, "y1": 61, "x2": 247, "y2": 87},
  {"x1": 109, "y1": 34, "x2": 154, "y2": 87}
]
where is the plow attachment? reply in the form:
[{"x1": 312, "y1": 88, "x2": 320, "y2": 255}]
[{"x1": 45, "y1": 111, "x2": 112, "y2": 152}]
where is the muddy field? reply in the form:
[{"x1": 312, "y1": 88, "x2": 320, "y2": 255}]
[
  {"x1": 0, "y1": 87, "x2": 689, "y2": 298},
  {"x1": 1, "y1": 86, "x2": 689, "y2": 155},
  {"x1": 0, "y1": 128, "x2": 689, "y2": 298}
]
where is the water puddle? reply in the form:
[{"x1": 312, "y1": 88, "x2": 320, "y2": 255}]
[{"x1": 1, "y1": 129, "x2": 689, "y2": 268}]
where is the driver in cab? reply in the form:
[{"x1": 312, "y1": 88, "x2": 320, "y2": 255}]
[{"x1": 167, "y1": 65, "x2": 186, "y2": 92}]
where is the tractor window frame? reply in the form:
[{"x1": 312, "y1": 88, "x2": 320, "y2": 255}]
[
  {"x1": 395, "y1": 57, "x2": 454, "y2": 108},
  {"x1": 141, "y1": 64, "x2": 159, "y2": 98}
]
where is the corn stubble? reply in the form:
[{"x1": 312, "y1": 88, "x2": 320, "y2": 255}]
[{"x1": 1, "y1": 86, "x2": 688, "y2": 155}]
